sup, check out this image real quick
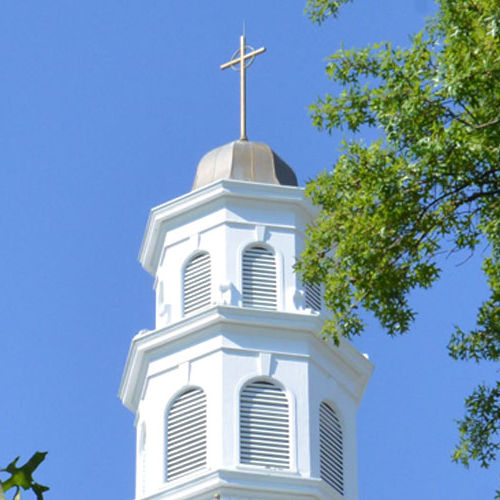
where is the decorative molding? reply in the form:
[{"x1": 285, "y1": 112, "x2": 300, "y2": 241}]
[
  {"x1": 139, "y1": 376, "x2": 150, "y2": 402},
  {"x1": 189, "y1": 232, "x2": 201, "y2": 252},
  {"x1": 159, "y1": 246, "x2": 167, "y2": 268},
  {"x1": 119, "y1": 305, "x2": 373, "y2": 411},
  {"x1": 178, "y1": 361, "x2": 191, "y2": 385},
  {"x1": 157, "y1": 280, "x2": 164, "y2": 303},
  {"x1": 254, "y1": 224, "x2": 267, "y2": 242},
  {"x1": 139, "y1": 180, "x2": 313, "y2": 276},
  {"x1": 293, "y1": 289, "x2": 306, "y2": 310},
  {"x1": 158, "y1": 304, "x2": 171, "y2": 320},
  {"x1": 219, "y1": 281, "x2": 232, "y2": 305},
  {"x1": 259, "y1": 352, "x2": 272, "y2": 376},
  {"x1": 157, "y1": 281, "x2": 171, "y2": 320}
]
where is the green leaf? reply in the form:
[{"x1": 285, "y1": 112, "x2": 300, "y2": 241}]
[
  {"x1": 305, "y1": 0, "x2": 353, "y2": 24},
  {"x1": 1, "y1": 453, "x2": 49, "y2": 500}
]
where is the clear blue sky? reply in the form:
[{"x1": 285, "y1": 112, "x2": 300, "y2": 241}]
[{"x1": 1, "y1": 1, "x2": 497, "y2": 498}]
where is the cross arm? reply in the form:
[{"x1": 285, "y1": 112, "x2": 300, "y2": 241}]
[{"x1": 220, "y1": 47, "x2": 266, "y2": 70}]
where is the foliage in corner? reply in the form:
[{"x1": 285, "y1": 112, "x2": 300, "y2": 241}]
[
  {"x1": 305, "y1": 0, "x2": 353, "y2": 23},
  {"x1": 0, "y1": 453, "x2": 49, "y2": 500},
  {"x1": 297, "y1": 0, "x2": 500, "y2": 488}
]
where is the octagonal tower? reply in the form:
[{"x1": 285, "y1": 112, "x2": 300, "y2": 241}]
[{"x1": 119, "y1": 136, "x2": 373, "y2": 500}]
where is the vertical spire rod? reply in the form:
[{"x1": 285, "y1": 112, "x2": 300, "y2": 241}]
[{"x1": 240, "y1": 35, "x2": 247, "y2": 140}]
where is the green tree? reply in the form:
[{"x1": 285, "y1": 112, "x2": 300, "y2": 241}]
[
  {"x1": 297, "y1": 0, "x2": 500, "y2": 489},
  {"x1": 0, "y1": 453, "x2": 48, "y2": 500}
]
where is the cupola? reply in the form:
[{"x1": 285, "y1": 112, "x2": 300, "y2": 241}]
[{"x1": 193, "y1": 139, "x2": 298, "y2": 190}]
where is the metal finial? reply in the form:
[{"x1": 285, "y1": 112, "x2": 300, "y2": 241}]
[{"x1": 220, "y1": 32, "x2": 266, "y2": 141}]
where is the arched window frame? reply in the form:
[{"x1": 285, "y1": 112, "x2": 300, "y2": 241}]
[
  {"x1": 319, "y1": 399, "x2": 344, "y2": 495},
  {"x1": 182, "y1": 251, "x2": 212, "y2": 316},
  {"x1": 237, "y1": 376, "x2": 292, "y2": 470},
  {"x1": 164, "y1": 386, "x2": 207, "y2": 482},
  {"x1": 239, "y1": 242, "x2": 281, "y2": 311}
]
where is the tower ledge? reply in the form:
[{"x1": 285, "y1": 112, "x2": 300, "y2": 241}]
[
  {"x1": 139, "y1": 179, "x2": 314, "y2": 277},
  {"x1": 119, "y1": 305, "x2": 373, "y2": 413}
]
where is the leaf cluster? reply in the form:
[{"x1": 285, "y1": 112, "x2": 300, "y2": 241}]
[
  {"x1": 0, "y1": 453, "x2": 49, "y2": 500},
  {"x1": 297, "y1": 0, "x2": 500, "y2": 483},
  {"x1": 305, "y1": 0, "x2": 353, "y2": 24}
]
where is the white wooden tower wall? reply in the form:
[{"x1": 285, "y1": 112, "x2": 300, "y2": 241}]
[{"x1": 120, "y1": 179, "x2": 372, "y2": 500}]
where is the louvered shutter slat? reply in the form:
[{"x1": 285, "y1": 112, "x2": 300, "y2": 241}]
[
  {"x1": 166, "y1": 388, "x2": 207, "y2": 481},
  {"x1": 241, "y1": 411, "x2": 289, "y2": 419},
  {"x1": 168, "y1": 443, "x2": 206, "y2": 463},
  {"x1": 305, "y1": 282, "x2": 321, "y2": 311},
  {"x1": 320, "y1": 402, "x2": 344, "y2": 495},
  {"x1": 184, "y1": 269, "x2": 210, "y2": 283},
  {"x1": 183, "y1": 253, "x2": 211, "y2": 315},
  {"x1": 242, "y1": 246, "x2": 277, "y2": 310},
  {"x1": 184, "y1": 282, "x2": 211, "y2": 299},
  {"x1": 240, "y1": 381, "x2": 290, "y2": 469},
  {"x1": 184, "y1": 259, "x2": 210, "y2": 274},
  {"x1": 168, "y1": 421, "x2": 206, "y2": 442},
  {"x1": 168, "y1": 413, "x2": 205, "y2": 428}
]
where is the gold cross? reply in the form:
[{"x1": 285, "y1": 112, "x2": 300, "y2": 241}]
[{"x1": 220, "y1": 34, "x2": 266, "y2": 141}]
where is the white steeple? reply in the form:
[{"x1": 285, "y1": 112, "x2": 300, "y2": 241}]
[{"x1": 119, "y1": 35, "x2": 373, "y2": 500}]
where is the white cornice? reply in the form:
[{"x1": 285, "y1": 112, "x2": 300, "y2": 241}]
[
  {"x1": 119, "y1": 306, "x2": 373, "y2": 412},
  {"x1": 139, "y1": 467, "x2": 341, "y2": 500},
  {"x1": 139, "y1": 179, "x2": 316, "y2": 275}
]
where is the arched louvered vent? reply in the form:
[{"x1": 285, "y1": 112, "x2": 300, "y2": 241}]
[
  {"x1": 242, "y1": 245, "x2": 277, "y2": 310},
  {"x1": 240, "y1": 380, "x2": 290, "y2": 468},
  {"x1": 320, "y1": 401, "x2": 344, "y2": 495},
  {"x1": 166, "y1": 388, "x2": 207, "y2": 481},
  {"x1": 183, "y1": 252, "x2": 211, "y2": 315},
  {"x1": 305, "y1": 281, "x2": 321, "y2": 311}
]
